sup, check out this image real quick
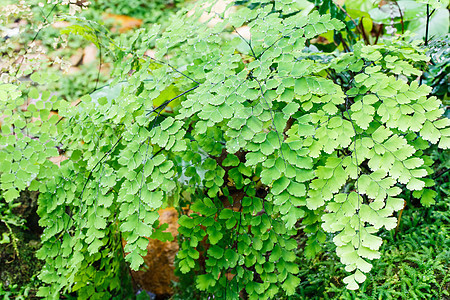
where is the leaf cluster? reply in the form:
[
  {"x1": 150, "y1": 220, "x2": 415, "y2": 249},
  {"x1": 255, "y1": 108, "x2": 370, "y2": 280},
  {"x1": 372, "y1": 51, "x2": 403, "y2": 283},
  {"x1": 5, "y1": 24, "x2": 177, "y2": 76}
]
[{"x1": 0, "y1": 0, "x2": 449, "y2": 299}]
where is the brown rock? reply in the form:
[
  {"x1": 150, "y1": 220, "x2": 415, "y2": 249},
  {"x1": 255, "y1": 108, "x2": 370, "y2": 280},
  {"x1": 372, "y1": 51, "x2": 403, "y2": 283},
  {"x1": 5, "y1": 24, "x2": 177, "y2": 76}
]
[
  {"x1": 129, "y1": 207, "x2": 179, "y2": 296},
  {"x1": 82, "y1": 44, "x2": 98, "y2": 65},
  {"x1": 69, "y1": 48, "x2": 84, "y2": 67}
]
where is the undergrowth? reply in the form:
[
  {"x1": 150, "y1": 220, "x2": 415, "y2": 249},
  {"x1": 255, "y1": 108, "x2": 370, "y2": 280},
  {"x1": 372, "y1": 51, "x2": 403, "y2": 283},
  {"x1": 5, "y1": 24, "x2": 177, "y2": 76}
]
[
  {"x1": 283, "y1": 146, "x2": 450, "y2": 300},
  {"x1": 290, "y1": 194, "x2": 449, "y2": 299}
]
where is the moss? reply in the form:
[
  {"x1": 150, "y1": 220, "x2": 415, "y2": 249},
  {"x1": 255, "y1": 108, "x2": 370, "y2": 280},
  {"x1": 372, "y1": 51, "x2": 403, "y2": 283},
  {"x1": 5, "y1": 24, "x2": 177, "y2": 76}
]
[
  {"x1": 0, "y1": 228, "x2": 42, "y2": 287},
  {"x1": 0, "y1": 191, "x2": 43, "y2": 298}
]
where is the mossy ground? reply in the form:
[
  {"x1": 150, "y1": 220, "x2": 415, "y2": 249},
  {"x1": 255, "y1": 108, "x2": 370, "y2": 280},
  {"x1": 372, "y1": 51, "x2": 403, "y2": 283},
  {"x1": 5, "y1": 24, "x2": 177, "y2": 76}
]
[{"x1": 0, "y1": 191, "x2": 43, "y2": 299}]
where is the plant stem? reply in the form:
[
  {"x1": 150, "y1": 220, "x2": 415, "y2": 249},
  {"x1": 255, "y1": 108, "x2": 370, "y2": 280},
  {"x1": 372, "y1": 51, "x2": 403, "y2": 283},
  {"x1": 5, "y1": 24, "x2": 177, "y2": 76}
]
[
  {"x1": 2, "y1": 221, "x2": 20, "y2": 259},
  {"x1": 425, "y1": 4, "x2": 430, "y2": 46},
  {"x1": 394, "y1": 199, "x2": 407, "y2": 241}
]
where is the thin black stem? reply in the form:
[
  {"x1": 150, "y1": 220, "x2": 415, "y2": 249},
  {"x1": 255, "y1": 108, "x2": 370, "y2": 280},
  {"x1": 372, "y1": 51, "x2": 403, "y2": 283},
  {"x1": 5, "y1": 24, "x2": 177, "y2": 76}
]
[
  {"x1": 425, "y1": 4, "x2": 430, "y2": 46},
  {"x1": 92, "y1": 30, "x2": 102, "y2": 94},
  {"x1": 433, "y1": 167, "x2": 449, "y2": 179},
  {"x1": 145, "y1": 85, "x2": 199, "y2": 116},
  {"x1": 145, "y1": 55, "x2": 200, "y2": 84},
  {"x1": 78, "y1": 134, "x2": 123, "y2": 227},
  {"x1": 252, "y1": 76, "x2": 287, "y2": 167},
  {"x1": 231, "y1": 25, "x2": 256, "y2": 59},
  {"x1": 392, "y1": 0, "x2": 404, "y2": 34}
]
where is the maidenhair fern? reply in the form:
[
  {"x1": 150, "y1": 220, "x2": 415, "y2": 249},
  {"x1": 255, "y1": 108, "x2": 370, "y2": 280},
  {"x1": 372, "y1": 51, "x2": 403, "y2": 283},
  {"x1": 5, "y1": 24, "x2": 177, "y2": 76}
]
[
  {"x1": 32, "y1": 0, "x2": 449, "y2": 299},
  {"x1": 0, "y1": 77, "x2": 61, "y2": 205}
]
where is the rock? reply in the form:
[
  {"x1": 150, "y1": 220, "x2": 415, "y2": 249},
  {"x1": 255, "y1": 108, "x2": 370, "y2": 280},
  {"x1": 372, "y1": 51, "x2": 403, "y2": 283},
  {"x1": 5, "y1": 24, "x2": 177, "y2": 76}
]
[
  {"x1": 82, "y1": 44, "x2": 98, "y2": 65},
  {"x1": 128, "y1": 207, "x2": 179, "y2": 296},
  {"x1": 69, "y1": 48, "x2": 84, "y2": 67}
]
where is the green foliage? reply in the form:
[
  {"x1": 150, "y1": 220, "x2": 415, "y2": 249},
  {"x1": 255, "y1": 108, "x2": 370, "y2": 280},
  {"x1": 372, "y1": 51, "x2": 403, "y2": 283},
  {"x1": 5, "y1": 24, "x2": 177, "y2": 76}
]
[
  {"x1": 368, "y1": 0, "x2": 449, "y2": 41},
  {"x1": 280, "y1": 186, "x2": 450, "y2": 299},
  {"x1": 423, "y1": 34, "x2": 450, "y2": 104},
  {"x1": 307, "y1": 0, "x2": 449, "y2": 50},
  {"x1": 0, "y1": 192, "x2": 44, "y2": 299},
  {"x1": 1, "y1": 0, "x2": 449, "y2": 299},
  {"x1": 0, "y1": 274, "x2": 42, "y2": 300},
  {"x1": 0, "y1": 77, "x2": 62, "y2": 202},
  {"x1": 92, "y1": 0, "x2": 186, "y2": 24},
  {"x1": 0, "y1": 199, "x2": 23, "y2": 257}
]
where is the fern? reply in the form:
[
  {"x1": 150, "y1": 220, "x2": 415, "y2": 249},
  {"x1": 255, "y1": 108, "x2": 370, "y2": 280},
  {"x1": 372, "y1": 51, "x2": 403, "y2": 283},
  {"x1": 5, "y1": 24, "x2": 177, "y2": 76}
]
[{"x1": 5, "y1": 0, "x2": 446, "y2": 299}]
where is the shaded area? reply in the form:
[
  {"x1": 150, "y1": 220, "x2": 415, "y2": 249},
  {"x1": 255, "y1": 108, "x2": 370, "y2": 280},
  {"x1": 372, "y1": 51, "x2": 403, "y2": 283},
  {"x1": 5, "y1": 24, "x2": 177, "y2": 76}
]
[{"x1": 0, "y1": 191, "x2": 43, "y2": 298}]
